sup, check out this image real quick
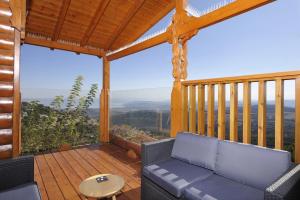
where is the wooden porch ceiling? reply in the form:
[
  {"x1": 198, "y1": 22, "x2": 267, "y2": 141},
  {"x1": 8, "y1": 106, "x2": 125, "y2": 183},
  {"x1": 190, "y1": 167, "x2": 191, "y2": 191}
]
[{"x1": 24, "y1": 0, "x2": 174, "y2": 56}]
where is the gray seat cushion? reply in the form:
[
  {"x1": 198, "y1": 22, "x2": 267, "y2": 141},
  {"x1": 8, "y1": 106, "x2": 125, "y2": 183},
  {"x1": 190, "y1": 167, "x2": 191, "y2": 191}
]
[
  {"x1": 215, "y1": 140, "x2": 291, "y2": 190},
  {"x1": 143, "y1": 158, "x2": 213, "y2": 198},
  {"x1": 184, "y1": 174, "x2": 264, "y2": 200},
  {"x1": 171, "y1": 133, "x2": 219, "y2": 170},
  {"x1": 0, "y1": 183, "x2": 41, "y2": 200}
]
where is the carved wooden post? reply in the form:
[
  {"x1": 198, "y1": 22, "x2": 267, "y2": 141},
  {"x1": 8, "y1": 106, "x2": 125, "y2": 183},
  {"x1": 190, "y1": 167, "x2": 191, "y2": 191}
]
[
  {"x1": 170, "y1": 36, "x2": 183, "y2": 137},
  {"x1": 100, "y1": 56, "x2": 110, "y2": 143},
  {"x1": 170, "y1": 0, "x2": 188, "y2": 137}
]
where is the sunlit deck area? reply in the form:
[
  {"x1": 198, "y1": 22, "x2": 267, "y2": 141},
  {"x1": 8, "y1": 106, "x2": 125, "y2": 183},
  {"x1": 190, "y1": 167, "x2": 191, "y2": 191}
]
[{"x1": 34, "y1": 144, "x2": 141, "y2": 200}]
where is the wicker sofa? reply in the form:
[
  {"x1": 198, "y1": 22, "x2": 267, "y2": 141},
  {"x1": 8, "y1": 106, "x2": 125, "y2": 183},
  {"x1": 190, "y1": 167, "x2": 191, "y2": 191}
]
[
  {"x1": 0, "y1": 155, "x2": 41, "y2": 200},
  {"x1": 141, "y1": 133, "x2": 300, "y2": 200}
]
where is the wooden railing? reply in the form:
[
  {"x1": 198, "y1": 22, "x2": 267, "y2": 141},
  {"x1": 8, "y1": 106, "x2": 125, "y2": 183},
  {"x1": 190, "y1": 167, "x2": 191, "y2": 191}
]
[{"x1": 181, "y1": 71, "x2": 300, "y2": 163}]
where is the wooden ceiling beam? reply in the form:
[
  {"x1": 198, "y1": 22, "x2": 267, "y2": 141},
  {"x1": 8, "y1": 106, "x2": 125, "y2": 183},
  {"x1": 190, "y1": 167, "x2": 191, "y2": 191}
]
[
  {"x1": 25, "y1": 35, "x2": 105, "y2": 57},
  {"x1": 52, "y1": 0, "x2": 71, "y2": 41},
  {"x1": 114, "y1": 1, "x2": 175, "y2": 50},
  {"x1": 80, "y1": 0, "x2": 110, "y2": 47},
  {"x1": 107, "y1": 31, "x2": 169, "y2": 61},
  {"x1": 105, "y1": 0, "x2": 145, "y2": 50},
  {"x1": 177, "y1": 0, "x2": 274, "y2": 38}
]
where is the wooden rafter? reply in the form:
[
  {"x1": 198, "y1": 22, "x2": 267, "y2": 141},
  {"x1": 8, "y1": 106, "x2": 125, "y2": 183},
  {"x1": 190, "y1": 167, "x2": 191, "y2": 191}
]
[
  {"x1": 107, "y1": 31, "x2": 169, "y2": 61},
  {"x1": 107, "y1": 0, "x2": 274, "y2": 60},
  {"x1": 52, "y1": 0, "x2": 71, "y2": 41},
  {"x1": 105, "y1": 0, "x2": 145, "y2": 50},
  {"x1": 113, "y1": 1, "x2": 175, "y2": 50},
  {"x1": 177, "y1": 0, "x2": 274, "y2": 38},
  {"x1": 80, "y1": 0, "x2": 111, "y2": 47},
  {"x1": 25, "y1": 35, "x2": 104, "y2": 57}
]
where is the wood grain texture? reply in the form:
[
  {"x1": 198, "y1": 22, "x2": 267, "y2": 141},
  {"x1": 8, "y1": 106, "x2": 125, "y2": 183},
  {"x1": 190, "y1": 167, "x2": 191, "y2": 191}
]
[
  {"x1": 52, "y1": 0, "x2": 71, "y2": 41},
  {"x1": 12, "y1": 30, "x2": 20, "y2": 157},
  {"x1": 243, "y1": 82, "x2": 251, "y2": 144},
  {"x1": 207, "y1": 84, "x2": 215, "y2": 137},
  {"x1": 100, "y1": 56, "x2": 110, "y2": 143},
  {"x1": 258, "y1": 81, "x2": 266, "y2": 147},
  {"x1": 189, "y1": 85, "x2": 196, "y2": 132},
  {"x1": 177, "y1": 0, "x2": 274, "y2": 38},
  {"x1": 295, "y1": 79, "x2": 300, "y2": 163},
  {"x1": 275, "y1": 79, "x2": 284, "y2": 150},
  {"x1": 198, "y1": 84, "x2": 205, "y2": 135},
  {"x1": 230, "y1": 83, "x2": 238, "y2": 141},
  {"x1": 182, "y1": 85, "x2": 188, "y2": 131},
  {"x1": 182, "y1": 71, "x2": 300, "y2": 85},
  {"x1": 34, "y1": 144, "x2": 140, "y2": 200},
  {"x1": 218, "y1": 84, "x2": 225, "y2": 140}
]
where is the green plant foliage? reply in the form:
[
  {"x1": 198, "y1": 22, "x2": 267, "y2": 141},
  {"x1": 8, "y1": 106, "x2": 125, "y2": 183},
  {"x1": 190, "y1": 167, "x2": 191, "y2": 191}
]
[{"x1": 22, "y1": 76, "x2": 99, "y2": 154}]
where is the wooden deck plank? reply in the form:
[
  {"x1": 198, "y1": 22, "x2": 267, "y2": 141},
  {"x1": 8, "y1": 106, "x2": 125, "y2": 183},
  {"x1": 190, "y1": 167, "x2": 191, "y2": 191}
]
[
  {"x1": 52, "y1": 152, "x2": 88, "y2": 200},
  {"x1": 44, "y1": 153, "x2": 81, "y2": 200},
  {"x1": 34, "y1": 144, "x2": 140, "y2": 200},
  {"x1": 34, "y1": 159, "x2": 49, "y2": 200},
  {"x1": 68, "y1": 149, "x2": 99, "y2": 176},
  {"x1": 76, "y1": 148, "x2": 136, "y2": 200},
  {"x1": 35, "y1": 155, "x2": 65, "y2": 200}
]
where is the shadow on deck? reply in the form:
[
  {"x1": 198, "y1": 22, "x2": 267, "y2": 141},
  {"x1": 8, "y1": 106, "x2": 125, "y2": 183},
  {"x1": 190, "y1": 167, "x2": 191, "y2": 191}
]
[{"x1": 34, "y1": 144, "x2": 141, "y2": 200}]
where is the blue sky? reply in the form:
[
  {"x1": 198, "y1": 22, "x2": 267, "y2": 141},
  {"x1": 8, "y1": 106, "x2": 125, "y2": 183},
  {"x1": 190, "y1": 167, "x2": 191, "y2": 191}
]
[{"x1": 21, "y1": 0, "x2": 300, "y2": 100}]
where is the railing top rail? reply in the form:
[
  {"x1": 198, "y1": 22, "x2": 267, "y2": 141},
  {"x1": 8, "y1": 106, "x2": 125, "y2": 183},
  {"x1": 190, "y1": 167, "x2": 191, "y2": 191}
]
[{"x1": 182, "y1": 70, "x2": 300, "y2": 86}]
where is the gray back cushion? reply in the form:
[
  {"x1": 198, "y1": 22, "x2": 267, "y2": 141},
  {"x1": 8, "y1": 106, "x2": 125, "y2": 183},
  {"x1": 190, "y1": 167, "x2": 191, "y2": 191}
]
[
  {"x1": 171, "y1": 133, "x2": 219, "y2": 170},
  {"x1": 215, "y1": 140, "x2": 291, "y2": 190}
]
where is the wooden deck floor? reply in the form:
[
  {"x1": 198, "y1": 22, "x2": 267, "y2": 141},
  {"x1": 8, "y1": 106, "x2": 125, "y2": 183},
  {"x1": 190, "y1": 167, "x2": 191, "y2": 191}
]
[{"x1": 34, "y1": 144, "x2": 141, "y2": 200}]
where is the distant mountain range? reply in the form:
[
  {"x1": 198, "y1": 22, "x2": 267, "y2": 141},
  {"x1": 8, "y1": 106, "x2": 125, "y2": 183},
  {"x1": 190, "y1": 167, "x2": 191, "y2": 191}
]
[{"x1": 22, "y1": 87, "x2": 295, "y2": 109}]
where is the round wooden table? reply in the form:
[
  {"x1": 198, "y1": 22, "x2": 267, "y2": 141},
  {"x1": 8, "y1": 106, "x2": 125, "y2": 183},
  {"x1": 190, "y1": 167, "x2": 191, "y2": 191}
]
[{"x1": 79, "y1": 174, "x2": 125, "y2": 200}]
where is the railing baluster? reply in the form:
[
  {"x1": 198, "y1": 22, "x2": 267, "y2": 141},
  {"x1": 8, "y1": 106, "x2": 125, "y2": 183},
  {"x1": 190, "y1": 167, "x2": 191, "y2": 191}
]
[
  {"x1": 230, "y1": 83, "x2": 238, "y2": 141},
  {"x1": 198, "y1": 84, "x2": 205, "y2": 135},
  {"x1": 243, "y1": 81, "x2": 251, "y2": 144},
  {"x1": 207, "y1": 84, "x2": 215, "y2": 137},
  {"x1": 189, "y1": 85, "x2": 196, "y2": 132},
  {"x1": 275, "y1": 79, "x2": 284, "y2": 149},
  {"x1": 258, "y1": 80, "x2": 267, "y2": 147},
  {"x1": 182, "y1": 85, "x2": 188, "y2": 131},
  {"x1": 218, "y1": 83, "x2": 226, "y2": 140},
  {"x1": 295, "y1": 78, "x2": 300, "y2": 163}
]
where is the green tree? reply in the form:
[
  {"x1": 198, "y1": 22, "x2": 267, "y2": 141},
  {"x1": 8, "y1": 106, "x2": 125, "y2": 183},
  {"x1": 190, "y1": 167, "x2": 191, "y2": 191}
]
[{"x1": 22, "y1": 76, "x2": 99, "y2": 154}]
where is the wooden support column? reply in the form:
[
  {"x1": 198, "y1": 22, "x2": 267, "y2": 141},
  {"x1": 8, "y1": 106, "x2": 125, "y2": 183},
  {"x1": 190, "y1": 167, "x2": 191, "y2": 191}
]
[
  {"x1": 12, "y1": 30, "x2": 21, "y2": 157},
  {"x1": 170, "y1": 0, "x2": 188, "y2": 137},
  {"x1": 100, "y1": 56, "x2": 110, "y2": 143},
  {"x1": 170, "y1": 35, "x2": 183, "y2": 137}
]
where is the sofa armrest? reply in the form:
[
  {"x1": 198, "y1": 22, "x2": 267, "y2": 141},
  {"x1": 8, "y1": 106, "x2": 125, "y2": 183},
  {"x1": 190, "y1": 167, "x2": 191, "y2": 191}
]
[
  {"x1": 265, "y1": 164, "x2": 300, "y2": 200},
  {"x1": 0, "y1": 155, "x2": 34, "y2": 191},
  {"x1": 142, "y1": 138, "x2": 175, "y2": 167}
]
